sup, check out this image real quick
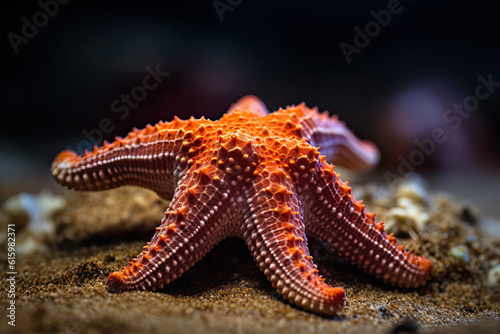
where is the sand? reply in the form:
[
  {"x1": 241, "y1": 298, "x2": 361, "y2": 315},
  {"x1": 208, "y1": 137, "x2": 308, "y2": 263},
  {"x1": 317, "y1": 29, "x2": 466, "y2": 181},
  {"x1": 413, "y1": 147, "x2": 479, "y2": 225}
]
[{"x1": 0, "y1": 178, "x2": 499, "y2": 334}]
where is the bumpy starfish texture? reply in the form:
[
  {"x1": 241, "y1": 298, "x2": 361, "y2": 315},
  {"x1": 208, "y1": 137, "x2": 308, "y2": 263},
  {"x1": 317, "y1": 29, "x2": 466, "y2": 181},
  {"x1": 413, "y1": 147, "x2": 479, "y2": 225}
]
[{"x1": 51, "y1": 95, "x2": 432, "y2": 315}]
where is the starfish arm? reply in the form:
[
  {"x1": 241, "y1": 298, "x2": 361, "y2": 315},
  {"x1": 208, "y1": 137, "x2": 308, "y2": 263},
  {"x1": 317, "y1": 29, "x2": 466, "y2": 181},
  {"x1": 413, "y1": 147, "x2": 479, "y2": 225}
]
[
  {"x1": 51, "y1": 117, "x2": 211, "y2": 199},
  {"x1": 302, "y1": 158, "x2": 432, "y2": 288},
  {"x1": 270, "y1": 104, "x2": 380, "y2": 171},
  {"x1": 227, "y1": 95, "x2": 269, "y2": 117},
  {"x1": 107, "y1": 165, "x2": 234, "y2": 292},
  {"x1": 300, "y1": 113, "x2": 380, "y2": 171},
  {"x1": 243, "y1": 168, "x2": 346, "y2": 315}
]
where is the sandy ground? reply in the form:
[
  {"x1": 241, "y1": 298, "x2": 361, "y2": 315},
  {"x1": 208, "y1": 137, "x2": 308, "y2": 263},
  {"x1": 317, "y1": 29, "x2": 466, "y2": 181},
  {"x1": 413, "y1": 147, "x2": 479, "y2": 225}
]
[{"x1": 0, "y1": 178, "x2": 499, "y2": 334}]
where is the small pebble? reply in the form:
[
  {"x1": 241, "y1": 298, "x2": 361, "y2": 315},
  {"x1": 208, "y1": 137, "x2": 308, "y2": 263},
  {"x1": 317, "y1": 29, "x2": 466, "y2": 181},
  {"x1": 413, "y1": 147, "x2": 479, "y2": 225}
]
[
  {"x1": 396, "y1": 175, "x2": 430, "y2": 205},
  {"x1": 487, "y1": 264, "x2": 500, "y2": 289},
  {"x1": 450, "y1": 245, "x2": 470, "y2": 263},
  {"x1": 465, "y1": 235, "x2": 477, "y2": 243}
]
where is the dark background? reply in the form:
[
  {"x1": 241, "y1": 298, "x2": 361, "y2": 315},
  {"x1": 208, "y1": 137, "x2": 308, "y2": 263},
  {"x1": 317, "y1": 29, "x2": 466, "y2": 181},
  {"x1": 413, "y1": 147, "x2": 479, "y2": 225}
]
[{"x1": 1, "y1": 0, "x2": 499, "y2": 215}]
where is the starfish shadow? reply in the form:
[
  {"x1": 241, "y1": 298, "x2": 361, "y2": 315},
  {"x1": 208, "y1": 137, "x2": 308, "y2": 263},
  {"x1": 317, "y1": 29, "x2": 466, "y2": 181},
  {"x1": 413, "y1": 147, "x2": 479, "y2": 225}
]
[
  {"x1": 158, "y1": 238, "x2": 269, "y2": 296},
  {"x1": 154, "y1": 236, "x2": 412, "y2": 319},
  {"x1": 156, "y1": 238, "x2": 349, "y2": 319}
]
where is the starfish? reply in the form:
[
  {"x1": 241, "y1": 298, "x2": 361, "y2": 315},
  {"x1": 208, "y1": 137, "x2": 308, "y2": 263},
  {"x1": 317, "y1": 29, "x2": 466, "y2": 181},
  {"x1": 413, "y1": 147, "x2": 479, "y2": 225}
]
[{"x1": 51, "y1": 95, "x2": 432, "y2": 315}]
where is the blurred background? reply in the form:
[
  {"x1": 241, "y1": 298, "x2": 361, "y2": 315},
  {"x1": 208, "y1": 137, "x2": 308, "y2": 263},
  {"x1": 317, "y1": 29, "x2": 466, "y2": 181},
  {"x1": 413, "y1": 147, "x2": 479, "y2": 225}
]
[{"x1": 1, "y1": 0, "x2": 499, "y2": 219}]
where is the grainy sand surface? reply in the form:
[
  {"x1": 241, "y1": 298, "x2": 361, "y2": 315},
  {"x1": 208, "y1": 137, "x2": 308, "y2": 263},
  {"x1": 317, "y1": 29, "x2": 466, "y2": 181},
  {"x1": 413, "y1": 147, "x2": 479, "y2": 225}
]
[{"x1": 1, "y1": 181, "x2": 499, "y2": 334}]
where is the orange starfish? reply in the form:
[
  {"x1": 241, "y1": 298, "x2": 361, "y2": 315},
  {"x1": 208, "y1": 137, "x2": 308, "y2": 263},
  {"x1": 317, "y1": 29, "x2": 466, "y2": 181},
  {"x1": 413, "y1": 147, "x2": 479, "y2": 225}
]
[{"x1": 51, "y1": 95, "x2": 432, "y2": 315}]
